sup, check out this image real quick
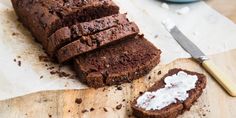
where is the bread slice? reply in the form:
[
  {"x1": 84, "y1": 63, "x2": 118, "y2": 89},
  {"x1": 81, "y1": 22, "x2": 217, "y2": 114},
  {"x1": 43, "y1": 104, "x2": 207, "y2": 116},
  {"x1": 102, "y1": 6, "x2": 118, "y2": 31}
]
[
  {"x1": 47, "y1": 14, "x2": 129, "y2": 57},
  {"x1": 11, "y1": 0, "x2": 119, "y2": 47},
  {"x1": 73, "y1": 35, "x2": 161, "y2": 88},
  {"x1": 57, "y1": 22, "x2": 140, "y2": 63},
  {"x1": 131, "y1": 68, "x2": 207, "y2": 118}
]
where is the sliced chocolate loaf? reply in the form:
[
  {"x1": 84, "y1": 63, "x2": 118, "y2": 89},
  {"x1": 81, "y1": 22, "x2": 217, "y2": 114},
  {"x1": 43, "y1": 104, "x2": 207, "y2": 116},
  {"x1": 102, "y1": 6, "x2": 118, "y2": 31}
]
[
  {"x1": 74, "y1": 35, "x2": 161, "y2": 88},
  {"x1": 47, "y1": 14, "x2": 129, "y2": 57},
  {"x1": 57, "y1": 22, "x2": 139, "y2": 63},
  {"x1": 131, "y1": 68, "x2": 207, "y2": 118},
  {"x1": 11, "y1": 0, "x2": 119, "y2": 47}
]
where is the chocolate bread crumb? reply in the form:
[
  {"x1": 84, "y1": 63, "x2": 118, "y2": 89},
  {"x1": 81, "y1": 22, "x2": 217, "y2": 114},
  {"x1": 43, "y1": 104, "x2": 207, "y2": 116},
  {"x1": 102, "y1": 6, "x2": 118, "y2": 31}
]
[
  {"x1": 39, "y1": 55, "x2": 51, "y2": 62},
  {"x1": 90, "y1": 108, "x2": 95, "y2": 111},
  {"x1": 103, "y1": 107, "x2": 108, "y2": 112},
  {"x1": 158, "y1": 70, "x2": 162, "y2": 75},
  {"x1": 139, "y1": 91, "x2": 143, "y2": 95},
  {"x1": 18, "y1": 61, "x2": 21, "y2": 67},
  {"x1": 116, "y1": 104, "x2": 122, "y2": 110},
  {"x1": 81, "y1": 109, "x2": 88, "y2": 113},
  {"x1": 40, "y1": 76, "x2": 43, "y2": 79},
  {"x1": 154, "y1": 35, "x2": 158, "y2": 38},
  {"x1": 75, "y1": 98, "x2": 82, "y2": 105},
  {"x1": 116, "y1": 86, "x2": 123, "y2": 90}
]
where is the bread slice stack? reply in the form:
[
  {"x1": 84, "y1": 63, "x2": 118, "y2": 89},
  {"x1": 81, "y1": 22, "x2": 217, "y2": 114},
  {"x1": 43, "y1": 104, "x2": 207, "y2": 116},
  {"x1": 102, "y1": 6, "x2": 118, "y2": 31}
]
[{"x1": 11, "y1": 0, "x2": 161, "y2": 88}]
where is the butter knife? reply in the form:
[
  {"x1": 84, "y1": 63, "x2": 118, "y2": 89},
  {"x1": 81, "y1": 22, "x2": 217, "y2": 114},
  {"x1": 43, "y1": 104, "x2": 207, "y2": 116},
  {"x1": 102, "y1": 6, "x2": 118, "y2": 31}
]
[{"x1": 170, "y1": 26, "x2": 236, "y2": 97}]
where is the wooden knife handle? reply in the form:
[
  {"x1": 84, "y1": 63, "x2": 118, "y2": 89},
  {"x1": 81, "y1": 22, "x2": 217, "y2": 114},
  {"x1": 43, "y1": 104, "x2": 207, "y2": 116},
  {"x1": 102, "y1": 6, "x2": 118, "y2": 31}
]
[{"x1": 202, "y1": 60, "x2": 236, "y2": 97}]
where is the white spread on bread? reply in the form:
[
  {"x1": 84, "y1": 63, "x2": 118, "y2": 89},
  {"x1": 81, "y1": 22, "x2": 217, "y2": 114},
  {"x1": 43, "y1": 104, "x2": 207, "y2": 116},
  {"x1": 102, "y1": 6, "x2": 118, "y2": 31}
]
[
  {"x1": 162, "y1": 19, "x2": 175, "y2": 32},
  {"x1": 136, "y1": 71, "x2": 198, "y2": 110}
]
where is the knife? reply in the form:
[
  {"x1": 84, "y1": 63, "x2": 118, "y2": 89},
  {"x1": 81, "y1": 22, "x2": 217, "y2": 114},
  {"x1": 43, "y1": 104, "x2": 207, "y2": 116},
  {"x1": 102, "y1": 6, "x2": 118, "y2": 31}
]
[{"x1": 170, "y1": 26, "x2": 236, "y2": 97}]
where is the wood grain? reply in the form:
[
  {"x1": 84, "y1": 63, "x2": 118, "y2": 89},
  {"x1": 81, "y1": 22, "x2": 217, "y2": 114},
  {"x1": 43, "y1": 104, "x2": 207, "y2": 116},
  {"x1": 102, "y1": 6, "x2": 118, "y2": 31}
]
[
  {"x1": 207, "y1": 0, "x2": 236, "y2": 23},
  {"x1": 0, "y1": 49, "x2": 236, "y2": 118}
]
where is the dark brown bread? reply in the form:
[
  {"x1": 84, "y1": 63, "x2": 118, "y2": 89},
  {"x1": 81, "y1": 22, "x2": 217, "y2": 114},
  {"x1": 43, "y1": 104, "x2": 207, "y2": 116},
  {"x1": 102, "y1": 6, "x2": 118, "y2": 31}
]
[
  {"x1": 74, "y1": 35, "x2": 161, "y2": 88},
  {"x1": 131, "y1": 68, "x2": 207, "y2": 118},
  {"x1": 11, "y1": 0, "x2": 119, "y2": 47},
  {"x1": 57, "y1": 22, "x2": 140, "y2": 63},
  {"x1": 47, "y1": 14, "x2": 129, "y2": 57}
]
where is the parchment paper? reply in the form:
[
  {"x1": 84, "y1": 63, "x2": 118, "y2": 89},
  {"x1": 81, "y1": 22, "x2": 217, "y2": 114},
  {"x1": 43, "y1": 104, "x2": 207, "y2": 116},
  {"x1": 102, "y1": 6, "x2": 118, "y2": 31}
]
[{"x1": 0, "y1": 0, "x2": 236, "y2": 100}]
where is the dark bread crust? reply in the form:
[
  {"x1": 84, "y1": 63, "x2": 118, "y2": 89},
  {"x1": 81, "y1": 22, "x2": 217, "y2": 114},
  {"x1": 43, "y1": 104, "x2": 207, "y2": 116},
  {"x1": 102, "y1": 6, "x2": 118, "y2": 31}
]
[
  {"x1": 11, "y1": 0, "x2": 119, "y2": 47},
  {"x1": 57, "y1": 22, "x2": 140, "y2": 63},
  {"x1": 47, "y1": 14, "x2": 129, "y2": 57},
  {"x1": 131, "y1": 68, "x2": 207, "y2": 118},
  {"x1": 74, "y1": 35, "x2": 161, "y2": 88}
]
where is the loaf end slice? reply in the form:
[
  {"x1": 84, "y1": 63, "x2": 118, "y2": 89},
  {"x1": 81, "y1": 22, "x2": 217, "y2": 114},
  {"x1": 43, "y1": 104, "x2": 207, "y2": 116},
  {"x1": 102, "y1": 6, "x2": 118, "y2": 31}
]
[
  {"x1": 131, "y1": 68, "x2": 207, "y2": 118},
  {"x1": 74, "y1": 35, "x2": 161, "y2": 88}
]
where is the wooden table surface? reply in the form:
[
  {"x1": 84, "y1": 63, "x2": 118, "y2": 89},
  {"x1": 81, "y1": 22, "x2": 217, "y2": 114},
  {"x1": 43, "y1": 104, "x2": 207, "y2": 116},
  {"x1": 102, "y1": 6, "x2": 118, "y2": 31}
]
[{"x1": 207, "y1": 0, "x2": 236, "y2": 23}]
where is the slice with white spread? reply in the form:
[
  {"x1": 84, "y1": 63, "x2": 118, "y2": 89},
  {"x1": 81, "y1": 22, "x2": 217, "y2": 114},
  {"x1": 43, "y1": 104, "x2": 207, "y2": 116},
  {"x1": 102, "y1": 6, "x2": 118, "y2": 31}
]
[{"x1": 131, "y1": 68, "x2": 207, "y2": 118}]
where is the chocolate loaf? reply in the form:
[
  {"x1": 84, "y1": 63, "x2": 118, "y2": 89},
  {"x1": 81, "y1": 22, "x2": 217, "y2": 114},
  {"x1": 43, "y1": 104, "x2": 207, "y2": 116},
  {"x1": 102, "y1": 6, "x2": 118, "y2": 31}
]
[
  {"x1": 12, "y1": 0, "x2": 163, "y2": 89},
  {"x1": 131, "y1": 68, "x2": 207, "y2": 118},
  {"x1": 47, "y1": 14, "x2": 129, "y2": 57},
  {"x1": 11, "y1": 0, "x2": 119, "y2": 47},
  {"x1": 74, "y1": 35, "x2": 161, "y2": 88},
  {"x1": 57, "y1": 22, "x2": 140, "y2": 63}
]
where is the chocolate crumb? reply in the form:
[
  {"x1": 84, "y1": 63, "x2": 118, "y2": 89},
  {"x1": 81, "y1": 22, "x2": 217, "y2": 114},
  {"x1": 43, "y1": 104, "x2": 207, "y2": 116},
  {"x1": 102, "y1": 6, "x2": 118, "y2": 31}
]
[
  {"x1": 148, "y1": 76, "x2": 151, "y2": 80},
  {"x1": 81, "y1": 109, "x2": 88, "y2": 113},
  {"x1": 154, "y1": 35, "x2": 158, "y2": 38},
  {"x1": 158, "y1": 70, "x2": 162, "y2": 75},
  {"x1": 39, "y1": 55, "x2": 51, "y2": 62},
  {"x1": 90, "y1": 108, "x2": 95, "y2": 111},
  {"x1": 116, "y1": 86, "x2": 122, "y2": 90},
  {"x1": 103, "y1": 107, "x2": 108, "y2": 112},
  {"x1": 17, "y1": 56, "x2": 21, "y2": 58},
  {"x1": 40, "y1": 76, "x2": 43, "y2": 79},
  {"x1": 13, "y1": 59, "x2": 16, "y2": 62},
  {"x1": 50, "y1": 71, "x2": 57, "y2": 75},
  {"x1": 116, "y1": 104, "x2": 122, "y2": 110},
  {"x1": 18, "y1": 61, "x2": 21, "y2": 67},
  {"x1": 48, "y1": 114, "x2": 52, "y2": 118},
  {"x1": 122, "y1": 99, "x2": 125, "y2": 102},
  {"x1": 139, "y1": 91, "x2": 143, "y2": 95},
  {"x1": 58, "y1": 71, "x2": 70, "y2": 77},
  {"x1": 203, "y1": 114, "x2": 206, "y2": 116},
  {"x1": 68, "y1": 110, "x2": 71, "y2": 112},
  {"x1": 47, "y1": 67, "x2": 55, "y2": 70},
  {"x1": 75, "y1": 98, "x2": 82, "y2": 104}
]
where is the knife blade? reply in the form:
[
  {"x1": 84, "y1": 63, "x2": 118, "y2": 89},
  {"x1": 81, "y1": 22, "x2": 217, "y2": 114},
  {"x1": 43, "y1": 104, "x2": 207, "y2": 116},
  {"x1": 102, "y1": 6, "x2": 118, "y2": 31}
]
[{"x1": 170, "y1": 26, "x2": 236, "y2": 97}]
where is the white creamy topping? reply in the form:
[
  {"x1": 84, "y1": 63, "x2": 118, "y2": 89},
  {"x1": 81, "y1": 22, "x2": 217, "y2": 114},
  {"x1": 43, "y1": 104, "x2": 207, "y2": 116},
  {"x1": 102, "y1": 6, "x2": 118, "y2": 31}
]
[
  {"x1": 161, "y1": 3, "x2": 169, "y2": 10},
  {"x1": 136, "y1": 71, "x2": 198, "y2": 110},
  {"x1": 162, "y1": 19, "x2": 176, "y2": 32},
  {"x1": 176, "y1": 7, "x2": 190, "y2": 15}
]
